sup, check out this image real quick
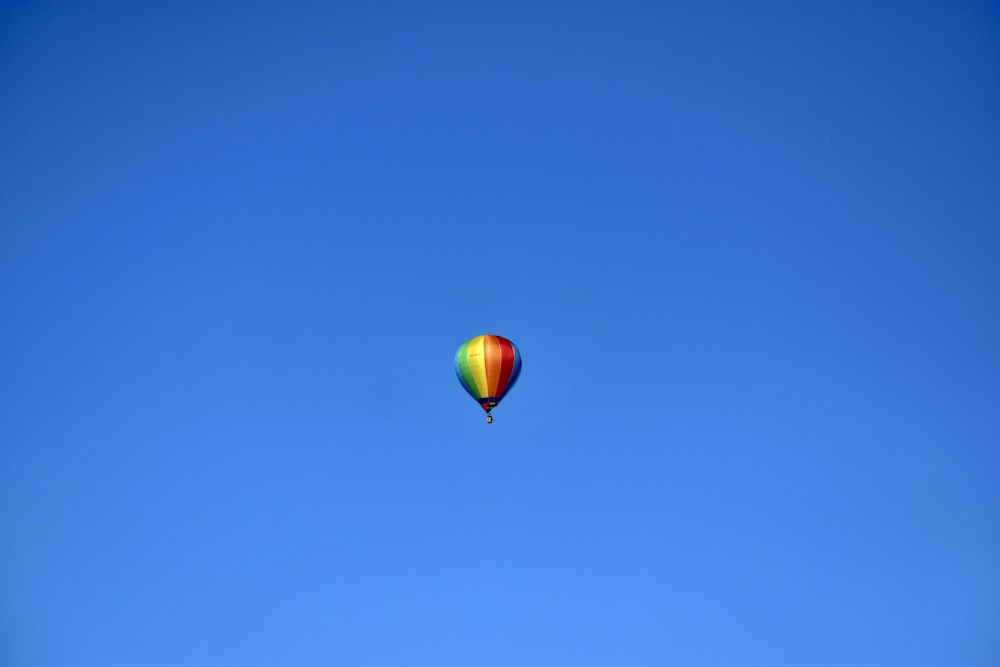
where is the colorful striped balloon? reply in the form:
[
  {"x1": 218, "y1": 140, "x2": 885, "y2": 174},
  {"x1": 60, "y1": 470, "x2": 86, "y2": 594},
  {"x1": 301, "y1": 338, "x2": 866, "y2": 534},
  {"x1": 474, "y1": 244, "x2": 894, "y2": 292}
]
[{"x1": 454, "y1": 335, "x2": 522, "y2": 422}]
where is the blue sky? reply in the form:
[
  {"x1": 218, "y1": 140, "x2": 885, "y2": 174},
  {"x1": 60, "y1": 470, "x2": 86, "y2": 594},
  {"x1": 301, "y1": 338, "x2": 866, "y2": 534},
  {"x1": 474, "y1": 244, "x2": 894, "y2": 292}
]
[{"x1": 1, "y1": 1, "x2": 998, "y2": 664}]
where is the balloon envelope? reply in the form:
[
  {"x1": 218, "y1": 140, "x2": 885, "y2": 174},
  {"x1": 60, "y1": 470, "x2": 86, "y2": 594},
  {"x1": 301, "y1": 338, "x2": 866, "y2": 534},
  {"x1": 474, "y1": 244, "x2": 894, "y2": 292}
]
[{"x1": 454, "y1": 335, "x2": 521, "y2": 413}]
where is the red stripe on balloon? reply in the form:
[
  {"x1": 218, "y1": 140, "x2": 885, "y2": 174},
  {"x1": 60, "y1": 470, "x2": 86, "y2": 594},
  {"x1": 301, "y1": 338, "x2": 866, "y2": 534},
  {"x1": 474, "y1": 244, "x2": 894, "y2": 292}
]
[{"x1": 495, "y1": 338, "x2": 515, "y2": 398}]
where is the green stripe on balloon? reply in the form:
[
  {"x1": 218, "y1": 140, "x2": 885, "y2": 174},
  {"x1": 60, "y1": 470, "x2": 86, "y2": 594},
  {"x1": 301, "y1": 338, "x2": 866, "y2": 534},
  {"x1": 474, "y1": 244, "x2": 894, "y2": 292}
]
[{"x1": 455, "y1": 340, "x2": 479, "y2": 397}]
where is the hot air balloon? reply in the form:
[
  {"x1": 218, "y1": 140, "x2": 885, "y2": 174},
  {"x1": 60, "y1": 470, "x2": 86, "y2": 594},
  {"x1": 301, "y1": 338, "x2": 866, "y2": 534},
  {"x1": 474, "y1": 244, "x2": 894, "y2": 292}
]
[{"x1": 454, "y1": 334, "x2": 521, "y2": 423}]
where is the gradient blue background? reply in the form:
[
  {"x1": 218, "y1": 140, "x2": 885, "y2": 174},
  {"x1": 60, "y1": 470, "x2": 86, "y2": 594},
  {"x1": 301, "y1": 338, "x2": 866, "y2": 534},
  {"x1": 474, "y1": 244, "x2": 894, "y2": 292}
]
[{"x1": 2, "y1": 1, "x2": 998, "y2": 664}]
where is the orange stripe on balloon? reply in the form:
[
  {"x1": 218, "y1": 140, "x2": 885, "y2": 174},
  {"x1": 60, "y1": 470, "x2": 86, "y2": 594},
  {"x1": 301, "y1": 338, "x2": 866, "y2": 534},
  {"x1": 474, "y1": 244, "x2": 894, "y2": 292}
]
[{"x1": 484, "y1": 335, "x2": 502, "y2": 397}]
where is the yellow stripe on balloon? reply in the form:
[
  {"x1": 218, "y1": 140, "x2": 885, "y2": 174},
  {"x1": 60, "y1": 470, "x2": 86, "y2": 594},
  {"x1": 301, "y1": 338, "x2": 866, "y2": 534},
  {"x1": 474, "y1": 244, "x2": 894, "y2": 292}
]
[{"x1": 468, "y1": 335, "x2": 489, "y2": 398}]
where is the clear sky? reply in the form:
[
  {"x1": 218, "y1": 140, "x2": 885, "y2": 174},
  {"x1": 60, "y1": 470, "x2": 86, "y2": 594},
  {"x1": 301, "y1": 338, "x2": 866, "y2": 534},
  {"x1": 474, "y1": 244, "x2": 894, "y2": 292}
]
[{"x1": 1, "y1": 1, "x2": 998, "y2": 665}]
